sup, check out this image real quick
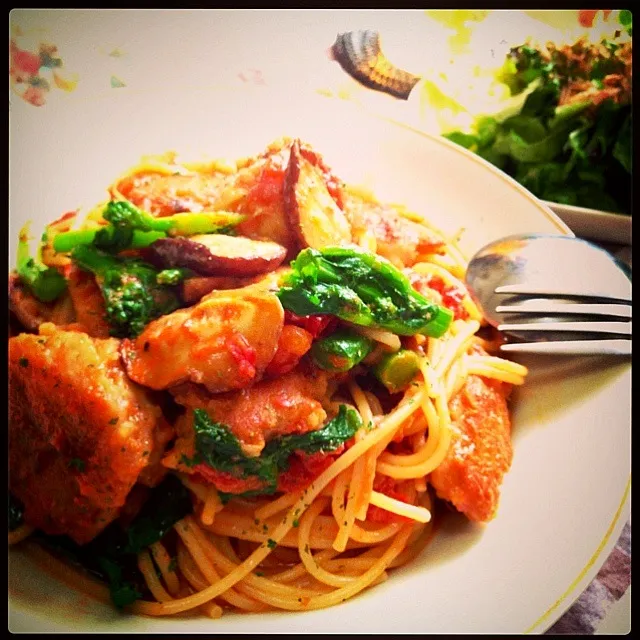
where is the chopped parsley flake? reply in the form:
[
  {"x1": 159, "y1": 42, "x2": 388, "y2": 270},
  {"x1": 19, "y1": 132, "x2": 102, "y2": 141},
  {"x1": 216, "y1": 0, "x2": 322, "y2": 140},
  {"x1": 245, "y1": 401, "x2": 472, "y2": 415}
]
[{"x1": 68, "y1": 458, "x2": 86, "y2": 472}]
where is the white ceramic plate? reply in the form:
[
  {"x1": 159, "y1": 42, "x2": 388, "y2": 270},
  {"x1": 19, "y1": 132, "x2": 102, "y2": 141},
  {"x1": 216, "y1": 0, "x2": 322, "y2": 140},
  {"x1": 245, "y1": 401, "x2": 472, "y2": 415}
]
[{"x1": 8, "y1": 87, "x2": 631, "y2": 634}]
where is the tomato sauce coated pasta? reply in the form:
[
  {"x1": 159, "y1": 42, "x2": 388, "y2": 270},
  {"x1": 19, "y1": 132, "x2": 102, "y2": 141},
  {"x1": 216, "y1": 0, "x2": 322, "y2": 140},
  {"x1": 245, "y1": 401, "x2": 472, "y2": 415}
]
[{"x1": 8, "y1": 137, "x2": 528, "y2": 619}]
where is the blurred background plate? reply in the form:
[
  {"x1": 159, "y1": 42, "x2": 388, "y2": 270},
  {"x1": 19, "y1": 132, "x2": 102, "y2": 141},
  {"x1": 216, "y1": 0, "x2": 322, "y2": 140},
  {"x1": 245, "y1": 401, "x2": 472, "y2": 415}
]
[{"x1": 543, "y1": 201, "x2": 632, "y2": 245}]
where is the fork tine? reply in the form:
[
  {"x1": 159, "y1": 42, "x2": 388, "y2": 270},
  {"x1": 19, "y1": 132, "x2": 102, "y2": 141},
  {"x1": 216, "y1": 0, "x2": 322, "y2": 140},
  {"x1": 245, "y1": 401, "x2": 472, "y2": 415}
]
[
  {"x1": 497, "y1": 321, "x2": 632, "y2": 336},
  {"x1": 495, "y1": 302, "x2": 632, "y2": 318},
  {"x1": 494, "y1": 285, "x2": 632, "y2": 303},
  {"x1": 500, "y1": 339, "x2": 632, "y2": 355}
]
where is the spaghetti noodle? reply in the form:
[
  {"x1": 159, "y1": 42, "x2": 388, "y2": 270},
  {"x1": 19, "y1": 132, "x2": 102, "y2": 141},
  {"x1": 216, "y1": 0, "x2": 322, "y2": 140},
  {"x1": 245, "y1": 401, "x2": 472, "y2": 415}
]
[{"x1": 8, "y1": 136, "x2": 527, "y2": 620}]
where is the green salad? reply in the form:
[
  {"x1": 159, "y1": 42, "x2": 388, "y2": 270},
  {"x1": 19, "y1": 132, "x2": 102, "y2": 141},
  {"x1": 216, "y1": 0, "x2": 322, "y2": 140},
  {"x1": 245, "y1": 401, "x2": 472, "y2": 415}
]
[{"x1": 444, "y1": 11, "x2": 632, "y2": 214}]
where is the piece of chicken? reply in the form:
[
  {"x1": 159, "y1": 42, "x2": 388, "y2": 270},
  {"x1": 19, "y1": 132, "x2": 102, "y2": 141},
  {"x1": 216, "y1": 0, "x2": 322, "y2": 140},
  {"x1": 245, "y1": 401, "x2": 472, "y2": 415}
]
[
  {"x1": 430, "y1": 370, "x2": 513, "y2": 523},
  {"x1": 166, "y1": 367, "x2": 330, "y2": 462},
  {"x1": 112, "y1": 171, "x2": 232, "y2": 218},
  {"x1": 223, "y1": 139, "x2": 298, "y2": 252},
  {"x1": 121, "y1": 286, "x2": 284, "y2": 394},
  {"x1": 9, "y1": 323, "x2": 172, "y2": 544},
  {"x1": 343, "y1": 193, "x2": 446, "y2": 268}
]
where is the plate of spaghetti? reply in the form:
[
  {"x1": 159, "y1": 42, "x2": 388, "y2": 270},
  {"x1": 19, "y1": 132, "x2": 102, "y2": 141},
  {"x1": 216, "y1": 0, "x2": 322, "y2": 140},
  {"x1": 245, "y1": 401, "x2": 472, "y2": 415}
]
[{"x1": 8, "y1": 88, "x2": 631, "y2": 634}]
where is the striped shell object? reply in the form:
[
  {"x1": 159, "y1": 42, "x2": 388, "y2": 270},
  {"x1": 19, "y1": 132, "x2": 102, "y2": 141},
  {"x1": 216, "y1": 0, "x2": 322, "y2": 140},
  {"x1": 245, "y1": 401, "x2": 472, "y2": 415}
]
[{"x1": 331, "y1": 30, "x2": 422, "y2": 100}]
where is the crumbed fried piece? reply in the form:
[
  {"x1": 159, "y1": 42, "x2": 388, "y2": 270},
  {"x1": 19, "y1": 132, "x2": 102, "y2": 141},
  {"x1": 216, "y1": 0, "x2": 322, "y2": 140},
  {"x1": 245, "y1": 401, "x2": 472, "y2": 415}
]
[
  {"x1": 9, "y1": 323, "x2": 172, "y2": 544},
  {"x1": 9, "y1": 273, "x2": 76, "y2": 332},
  {"x1": 430, "y1": 373, "x2": 513, "y2": 523},
  {"x1": 112, "y1": 171, "x2": 232, "y2": 218},
  {"x1": 165, "y1": 368, "x2": 329, "y2": 464},
  {"x1": 121, "y1": 286, "x2": 284, "y2": 394},
  {"x1": 65, "y1": 265, "x2": 111, "y2": 338},
  {"x1": 343, "y1": 194, "x2": 446, "y2": 268}
]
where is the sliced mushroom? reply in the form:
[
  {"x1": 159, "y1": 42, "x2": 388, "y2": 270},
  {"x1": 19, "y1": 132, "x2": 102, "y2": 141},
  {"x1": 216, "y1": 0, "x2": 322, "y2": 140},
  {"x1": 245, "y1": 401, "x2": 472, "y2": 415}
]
[
  {"x1": 150, "y1": 234, "x2": 287, "y2": 277},
  {"x1": 284, "y1": 140, "x2": 352, "y2": 250}
]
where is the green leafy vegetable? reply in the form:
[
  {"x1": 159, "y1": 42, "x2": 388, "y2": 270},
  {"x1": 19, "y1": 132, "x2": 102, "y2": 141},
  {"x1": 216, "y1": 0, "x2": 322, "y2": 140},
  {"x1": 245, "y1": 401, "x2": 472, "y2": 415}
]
[
  {"x1": 99, "y1": 475, "x2": 191, "y2": 607},
  {"x1": 619, "y1": 10, "x2": 632, "y2": 36},
  {"x1": 52, "y1": 200, "x2": 244, "y2": 254},
  {"x1": 97, "y1": 557, "x2": 143, "y2": 609},
  {"x1": 119, "y1": 478, "x2": 193, "y2": 556},
  {"x1": 311, "y1": 329, "x2": 374, "y2": 372},
  {"x1": 54, "y1": 227, "x2": 167, "y2": 254},
  {"x1": 444, "y1": 32, "x2": 632, "y2": 214},
  {"x1": 189, "y1": 404, "x2": 362, "y2": 494},
  {"x1": 31, "y1": 475, "x2": 192, "y2": 609},
  {"x1": 613, "y1": 113, "x2": 632, "y2": 173},
  {"x1": 67, "y1": 458, "x2": 86, "y2": 472},
  {"x1": 16, "y1": 223, "x2": 67, "y2": 302},
  {"x1": 155, "y1": 268, "x2": 191, "y2": 286},
  {"x1": 102, "y1": 200, "x2": 244, "y2": 235},
  {"x1": 71, "y1": 244, "x2": 182, "y2": 337},
  {"x1": 276, "y1": 247, "x2": 453, "y2": 338}
]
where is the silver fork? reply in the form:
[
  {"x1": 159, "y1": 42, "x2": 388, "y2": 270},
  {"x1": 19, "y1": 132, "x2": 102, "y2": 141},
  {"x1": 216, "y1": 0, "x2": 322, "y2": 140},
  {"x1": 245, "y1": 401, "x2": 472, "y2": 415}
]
[
  {"x1": 465, "y1": 234, "x2": 632, "y2": 356},
  {"x1": 494, "y1": 285, "x2": 632, "y2": 355}
]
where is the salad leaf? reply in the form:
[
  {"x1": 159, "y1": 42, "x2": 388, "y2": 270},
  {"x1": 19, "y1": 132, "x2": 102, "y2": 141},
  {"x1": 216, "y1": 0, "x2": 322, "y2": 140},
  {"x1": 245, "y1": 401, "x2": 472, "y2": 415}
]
[
  {"x1": 443, "y1": 33, "x2": 632, "y2": 214},
  {"x1": 619, "y1": 10, "x2": 632, "y2": 37},
  {"x1": 613, "y1": 113, "x2": 632, "y2": 173}
]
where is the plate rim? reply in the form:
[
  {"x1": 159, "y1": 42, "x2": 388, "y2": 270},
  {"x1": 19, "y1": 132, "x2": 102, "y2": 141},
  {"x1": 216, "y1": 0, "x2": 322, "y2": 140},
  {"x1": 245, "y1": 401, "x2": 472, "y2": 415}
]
[{"x1": 8, "y1": 84, "x2": 631, "y2": 634}]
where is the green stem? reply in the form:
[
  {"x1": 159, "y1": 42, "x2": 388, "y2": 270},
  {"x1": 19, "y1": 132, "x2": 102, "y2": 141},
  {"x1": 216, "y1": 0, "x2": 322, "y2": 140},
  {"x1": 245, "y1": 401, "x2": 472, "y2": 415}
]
[
  {"x1": 53, "y1": 228, "x2": 166, "y2": 253},
  {"x1": 421, "y1": 305, "x2": 454, "y2": 339},
  {"x1": 166, "y1": 211, "x2": 245, "y2": 235}
]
